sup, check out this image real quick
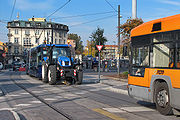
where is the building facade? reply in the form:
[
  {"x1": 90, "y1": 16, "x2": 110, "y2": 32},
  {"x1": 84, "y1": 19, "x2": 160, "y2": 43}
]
[
  {"x1": 0, "y1": 41, "x2": 7, "y2": 67},
  {"x1": 102, "y1": 45, "x2": 119, "y2": 60},
  {"x1": 7, "y1": 18, "x2": 69, "y2": 63}
]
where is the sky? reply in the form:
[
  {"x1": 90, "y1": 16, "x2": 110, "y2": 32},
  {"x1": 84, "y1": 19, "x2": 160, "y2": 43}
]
[{"x1": 1, "y1": 0, "x2": 180, "y2": 46}]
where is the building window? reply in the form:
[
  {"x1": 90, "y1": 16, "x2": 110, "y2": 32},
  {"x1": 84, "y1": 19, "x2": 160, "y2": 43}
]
[
  {"x1": 59, "y1": 32, "x2": 62, "y2": 38},
  {"x1": 64, "y1": 33, "x2": 66, "y2": 38},
  {"x1": 47, "y1": 24, "x2": 51, "y2": 28},
  {"x1": 26, "y1": 23, "x2": 30, "y2": 27},
  {"x1": 14, "y1": 47, "x2": 19, "y2": 54},
  {"x1": 14, "y1": 37, "x2": 19, "y2": 43},
  {"x1": 9, "y1": 29, "x2": 11, "y2": 34},
  {"x1": 64, "y1": 40, "x2": 66, "y2": 44},
  {"x1": 55, "y1": 39, "x2": 57, "y2": 44},
  {"x1": 36, "y1": 38, "x2": 38, "y2": 44},
  {"x1": 47, "y1": 38, "x2": 49, "y2": 44},
  {"x1": 15, "y1": 29, "x2": 18, "y2": 34},
  {"x1": 23, "y1": 38, "x2": 31, "y2": 45},
  {"x1": 55, "y1": 32, "x2": 57, "y2": 37},
  {"x1": 15, "y1": 22, "x2": 19, "y2": 27},
  {"x1": 35, "y1": 30, "x2": 39, "y2": 35},
  {"x1": 47, "y1": 30, "x2": 51, "y2": 36},
  {"x1": 25, "y1": 30, "x2": 30, "y2": 35},
  {"x1": 36, "y1": 23, "x2": 41, "y2": 27}
]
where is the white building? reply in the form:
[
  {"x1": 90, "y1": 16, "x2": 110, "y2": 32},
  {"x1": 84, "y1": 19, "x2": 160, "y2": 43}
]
[{"x1": 6, "y1": 18, "x2": 69, "y2": 63}]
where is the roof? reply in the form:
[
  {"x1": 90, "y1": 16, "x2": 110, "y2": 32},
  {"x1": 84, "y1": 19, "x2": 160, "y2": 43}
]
[
  {"x1": 131, "y1": 14, "x2": 180, "y2": 37},
  {"x1": 7, "y1": 20, "x2": 69, "y2": 31}
]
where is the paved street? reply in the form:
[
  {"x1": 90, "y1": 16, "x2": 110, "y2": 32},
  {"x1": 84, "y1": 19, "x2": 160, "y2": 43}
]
[{"x1": 0, "y1": 71, "x2": 179, "y2": 120}]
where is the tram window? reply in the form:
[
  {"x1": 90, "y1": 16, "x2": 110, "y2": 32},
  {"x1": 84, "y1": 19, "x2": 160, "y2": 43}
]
[
  {"x1": 152, "y1": 43, "x2": 175, "y2": 68},
  {"x1": 132, "y1": 46, "x2": 149, "y2": 66},
  {"x1": 176, "y1": 43, "x2": 180, "y2": 68}
]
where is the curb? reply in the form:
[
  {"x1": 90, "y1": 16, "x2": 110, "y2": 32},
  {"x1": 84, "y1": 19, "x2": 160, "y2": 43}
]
[
  {"x1": 0, "y1": 110, "x2": 20, "y2": 120},
  {"x1": 101, "y1": 76, "x2": 128, "y2": 82}
]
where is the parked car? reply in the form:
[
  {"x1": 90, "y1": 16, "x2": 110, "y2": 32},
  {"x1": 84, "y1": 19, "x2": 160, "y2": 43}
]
[
  {"x1": 19, "y1": 64, "x2": 26, "y2": 71},
  {"x1": 0, "y1": 62, "x2": 3, "y2": 70},
  {"x1": 13, "y1": 63, "x2": 21, "y2": 71}
]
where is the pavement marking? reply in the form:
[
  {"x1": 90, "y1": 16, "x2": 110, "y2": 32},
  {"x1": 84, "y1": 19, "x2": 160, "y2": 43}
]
[
  {"x1": 62, "y1": 93, "x2": 79, "y2": 99},
  {"x1": 120, "y1": 106, "x2": 155, "y2": 112},
  {"x1": 74, "y1": 91, "x2": 88, "y2": 95},
  {"x1": 15, "y1": 104, "x2": 31, "y2": 107},
  {"x1": 44, "y1": 98, "x2": 57, "y2": 101},
  {"x1": 88, "y1": 88, "x2": 102, "y2": 91},
  {"x1": 105, "y1": 87, "x2": 128, "y2": 95},
  {"x1": 0, "y1": 108, "x2": 16, "y2": 110},
  {"x1": 11, "y1": 110, "x2": 21, "y2": 120},
  {"x1": 103, "y1": 108, "x2": 126, "y2": 113},
  {"x1": 32, "y1": 91, "x2": 43, "y2": 93},
  {"x1": 93, "y1": 108, "x2": 126, "y2": 120},
  {"x1": 20, "y1": 93, "x2": 29, "y2": 95},
  {"x1": 7, "y1": 94, "x2": 20, "y2": 97},
  {"x1": 30, "y1": 101, "x2": 42, "y2": 104}
]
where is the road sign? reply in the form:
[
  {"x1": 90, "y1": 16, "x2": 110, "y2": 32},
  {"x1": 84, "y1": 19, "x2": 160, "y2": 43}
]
[
  {"x1": 96, "y1": 45, "x2": 103, "y2": 51},
  {"x1": 2, "y1": 53, "x2": 6, "y2": 57}
]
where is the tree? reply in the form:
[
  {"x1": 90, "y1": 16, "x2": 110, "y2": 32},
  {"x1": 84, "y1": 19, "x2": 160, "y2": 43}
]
[
  {"x1": 119, "y1": 18, "x2": 143, "y2": 57},
  {"x1": 90, "y1": 27, "x2": 107, "y2": 56},
  {"x1": 68, "y1": 33, "x2": 83, "y2": 54},
  {"x1": 83, "y1": 40, "x2": 96, "y2": 57},
  {"x1": 120, "y1": 18, "x2": 144, "y2": 44}
]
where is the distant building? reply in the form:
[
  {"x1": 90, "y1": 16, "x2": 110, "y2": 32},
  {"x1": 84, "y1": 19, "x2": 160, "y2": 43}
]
[
  {"x1": 67, "y1": 39, "x2": 76, "y2": 48},
  {"x1": 6, "y1": 17, "x2": 69, "y2": 63},
  {"x1": 102, "y1": 45, "x2": 119, "y2": 60},
  {"x1": 0, "y1": 41, "x2": 7, "y2": 65}
]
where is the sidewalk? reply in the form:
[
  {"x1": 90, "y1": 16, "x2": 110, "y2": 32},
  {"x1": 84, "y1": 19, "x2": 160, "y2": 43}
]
[{"x1": 101, "y1": 75, "x2": 128, "y2": 87}]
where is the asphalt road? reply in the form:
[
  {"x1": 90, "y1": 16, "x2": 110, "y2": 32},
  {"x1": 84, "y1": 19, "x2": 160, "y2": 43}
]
[{"x1": 0, "y1": 71, "x2": 179, "y2": 120}]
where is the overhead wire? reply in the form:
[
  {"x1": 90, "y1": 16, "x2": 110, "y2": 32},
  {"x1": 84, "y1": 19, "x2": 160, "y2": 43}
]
[
  {"x1": 104, "y1": 0, "x2": 117, "y2": 12},
  {"x1": 70, "y1": 14, "x2": 117, "y2": 27},
  {"x1": 10, "y1": 0, "x2": 16, "y2": 21},
  {"x1": 46, "y1": 0, "x2": 71, "y2": 19},
  {"x1": 52, "y1": 11, "x2": 117, "y2": 19}
]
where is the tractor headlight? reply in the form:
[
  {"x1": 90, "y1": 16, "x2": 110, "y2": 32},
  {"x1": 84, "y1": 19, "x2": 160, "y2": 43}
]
[
  {"x1": 62, "y1": 61, "x2": 65, "y2": 66},
  {"x1": 69, "y1": 61, "x2": 71, "y2": 66}
]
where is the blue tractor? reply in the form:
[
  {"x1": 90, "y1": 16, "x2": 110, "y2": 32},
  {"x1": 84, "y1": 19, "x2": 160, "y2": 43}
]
[{"x1": 41, "y1": 44, "x2": 83, "y2": 85}]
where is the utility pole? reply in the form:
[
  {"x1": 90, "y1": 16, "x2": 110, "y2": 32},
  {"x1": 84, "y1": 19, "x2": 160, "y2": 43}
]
[
  {"x1": 132, "y1": 0, "x2": 137, "y2": 19},
  {"x1": 118, "y1": 5, "x2": 121, "y2": 74}
]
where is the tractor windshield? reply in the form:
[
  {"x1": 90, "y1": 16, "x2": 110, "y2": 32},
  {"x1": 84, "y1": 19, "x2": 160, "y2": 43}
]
[{"x1": 52, "y1": 47, "x2": 71, "y2": 59}]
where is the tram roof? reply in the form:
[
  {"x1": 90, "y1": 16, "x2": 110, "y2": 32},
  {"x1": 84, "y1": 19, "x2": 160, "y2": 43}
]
[{"x1": 131, "y1": 14, "x2": 180, "y2": 37}]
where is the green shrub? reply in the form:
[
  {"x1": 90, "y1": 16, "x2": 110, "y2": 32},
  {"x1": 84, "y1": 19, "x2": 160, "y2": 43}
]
[{"x1": 122, "y1": 71, "x2": 129, "y2": 77}]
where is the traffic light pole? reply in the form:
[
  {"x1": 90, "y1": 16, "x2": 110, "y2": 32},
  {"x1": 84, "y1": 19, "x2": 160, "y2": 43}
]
[{"x1": 118, "y1": 5, "x2": 121, "y2": 74}]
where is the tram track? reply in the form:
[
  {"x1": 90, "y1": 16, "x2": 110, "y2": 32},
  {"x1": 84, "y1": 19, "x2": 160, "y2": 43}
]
[
  {"x1": 14, "y1": 71, "x2": 153, "y2": 120},
  {"x1": 10, "y1": 72, "x2": 74, "y2": 120}
]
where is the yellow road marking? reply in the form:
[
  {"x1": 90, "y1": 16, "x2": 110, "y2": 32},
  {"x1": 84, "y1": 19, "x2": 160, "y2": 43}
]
[{"x1": 93, "y1": 108, "x2": 126, "y2": 120}]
